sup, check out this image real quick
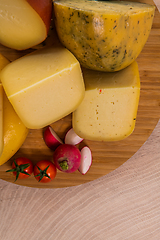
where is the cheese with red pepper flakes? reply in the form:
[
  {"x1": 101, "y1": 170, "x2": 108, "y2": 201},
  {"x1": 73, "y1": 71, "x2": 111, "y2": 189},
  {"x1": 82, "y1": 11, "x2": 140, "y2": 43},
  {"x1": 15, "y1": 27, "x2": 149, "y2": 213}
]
[
  {"x1": 54, "y1": 0, "x2": 155, "y2": 72},
  {"x1": 1, "y1": 46, "x2": 85, "y2": 129},
  {"x1": 72, "y1": 61, "x2": 140, "y2": 141}
]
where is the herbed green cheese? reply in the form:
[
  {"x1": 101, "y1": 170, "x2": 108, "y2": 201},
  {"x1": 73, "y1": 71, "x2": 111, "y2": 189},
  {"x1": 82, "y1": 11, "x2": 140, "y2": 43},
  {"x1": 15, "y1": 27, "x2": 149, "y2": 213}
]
[{"x1": 54, "y1": 0, "x2": 155, "y2": 72}]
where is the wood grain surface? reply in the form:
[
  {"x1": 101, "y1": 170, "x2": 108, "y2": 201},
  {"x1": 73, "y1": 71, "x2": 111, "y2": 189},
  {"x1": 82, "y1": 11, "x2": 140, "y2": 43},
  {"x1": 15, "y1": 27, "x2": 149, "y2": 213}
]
[{"x1": 0, "y1": 0, "x2": 159, "y2": 188}]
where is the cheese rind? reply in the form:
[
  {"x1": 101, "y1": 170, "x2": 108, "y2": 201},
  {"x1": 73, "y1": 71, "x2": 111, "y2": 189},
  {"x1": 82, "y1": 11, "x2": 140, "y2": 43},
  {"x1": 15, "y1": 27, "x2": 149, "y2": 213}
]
[
  {"x1": 0, "y1": 85, "x2": 3, "y2": 156},
  {"x1": 0, "y1": 54, "x2": 10, "y2": 157},
  {"x1": 1, "y1": 46, "x2": 85, "y2": 129},
  {"x1": 0, "y1": 91, "x2": 28, "y2": 166},
  {"x1": 0, "y1": 55, "x2": 28, "y2": 165},
  {"x1": 54, "y1": 0, "x2": 155, "y2": 72},
  {"x1": 72, "y1": 61, "x2": 140, "y2": 141},
  {"x1": 0, "y1": 0, "x2": 46, "y2": 50}
]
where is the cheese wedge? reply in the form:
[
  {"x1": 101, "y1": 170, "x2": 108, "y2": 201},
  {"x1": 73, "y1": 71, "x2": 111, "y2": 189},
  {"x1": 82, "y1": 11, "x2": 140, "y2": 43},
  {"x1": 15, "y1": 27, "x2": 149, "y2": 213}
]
[
  {"x1": 0, "y1": 0, "x2": 46, "y2": 50},
  {"x1": 0, "y1": 54, "x2": 28, "y2": 165},
  {"x1": 0, "y1": 84, "x2": 3, "y2": 156},
  {"x1": 0, "y1": 54, "x2": 10, "y2": 157},
  {"x1": 72, "y1": 61, "x2": 140, "y2": 141},
  {"x1": 54, "y1": 0, "x2": 155, "y2": 72},
  {"x1": 1, "y1": 46, "x2": 85, "y2": 129},
  {"x1": 0, "y1": 91, "x2": 28, "y2": 166}
]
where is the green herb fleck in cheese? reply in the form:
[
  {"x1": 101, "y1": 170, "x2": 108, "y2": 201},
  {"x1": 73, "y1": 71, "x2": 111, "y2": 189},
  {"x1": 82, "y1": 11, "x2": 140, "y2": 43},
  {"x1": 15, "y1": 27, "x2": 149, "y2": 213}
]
[{"x1": 54, "y1": 0, "x2": 155, "y2": 72}]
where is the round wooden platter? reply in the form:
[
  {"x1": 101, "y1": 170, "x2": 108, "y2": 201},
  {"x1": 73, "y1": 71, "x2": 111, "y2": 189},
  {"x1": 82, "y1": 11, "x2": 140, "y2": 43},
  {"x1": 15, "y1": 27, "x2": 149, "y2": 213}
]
[{"x1": 0, "y1": 0, "x2": 160, "y2": 188}]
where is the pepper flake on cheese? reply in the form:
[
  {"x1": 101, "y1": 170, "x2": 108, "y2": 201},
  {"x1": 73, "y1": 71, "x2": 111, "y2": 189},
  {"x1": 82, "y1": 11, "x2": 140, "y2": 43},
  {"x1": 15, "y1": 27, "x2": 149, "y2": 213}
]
[{"x1": 72, "y1": 61, "x2": 140, "y2": 141}]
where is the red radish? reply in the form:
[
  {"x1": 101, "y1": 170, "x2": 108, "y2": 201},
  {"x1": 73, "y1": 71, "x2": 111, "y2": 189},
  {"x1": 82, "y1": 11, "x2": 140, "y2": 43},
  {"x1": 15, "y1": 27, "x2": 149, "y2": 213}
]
[
  {"x1": 65, "y1": 128, "x2": 83, "y2": 145},
  {"x1": 43, "y1": 126, "x2": 63, "y2": 151},
  {"x1": 78, "y1": 146, "x2": 92, "y2": 175},
  {"x1": 53, "y1": 144, "x2": 81, "y2": 173}
]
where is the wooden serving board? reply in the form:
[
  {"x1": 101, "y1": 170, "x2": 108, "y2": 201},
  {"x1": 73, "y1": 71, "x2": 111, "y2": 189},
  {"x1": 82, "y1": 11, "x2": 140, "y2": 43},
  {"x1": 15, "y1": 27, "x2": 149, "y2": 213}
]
[{"x1": 0, "y1": 0, "x2": 160, "y2": 188}]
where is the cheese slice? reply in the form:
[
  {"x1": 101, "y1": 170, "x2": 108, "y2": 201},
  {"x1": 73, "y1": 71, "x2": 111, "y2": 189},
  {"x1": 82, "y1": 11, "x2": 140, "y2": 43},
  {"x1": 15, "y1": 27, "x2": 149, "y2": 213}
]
[
  {"x1": 1, "y1": 46, "x2": 85, "y2": 129},
  {"x1": 72, "y1": 61, "x2": 140, "y2": 141},
  {"x1": 54, "y1": 0, "x2": 155, "y2": 72},
  {"x1": 0, "y1": 0, "x2": 46, "y2": 50}
]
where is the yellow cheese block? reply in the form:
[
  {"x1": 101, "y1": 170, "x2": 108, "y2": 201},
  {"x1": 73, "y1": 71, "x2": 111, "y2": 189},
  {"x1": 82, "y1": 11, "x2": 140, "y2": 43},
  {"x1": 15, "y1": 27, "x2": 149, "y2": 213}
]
[
  {"x1": 54, "y1": 0, "x2": 155, "y2": 72},
  {"x1": 1, "y1": 46, "x2": 85, "y2": 129},
  {"x1": 0, "y1": 0, "x2": 46, "y2": 50},
  {"x1": 0, "y1": 84, "x2": 3, "y2": 156},
  {"x1": 0, "y1": 91, "x2": 29, "y2": 166},
  {"x1": 0, "y1": 55, "x2": 28, "y2": 166},
  {"x1": 0, "y1": 54, "x2": 10, "y2": 157},
  {"x1": 72, "y1": 61, "x2": 140, "y2": 141}
]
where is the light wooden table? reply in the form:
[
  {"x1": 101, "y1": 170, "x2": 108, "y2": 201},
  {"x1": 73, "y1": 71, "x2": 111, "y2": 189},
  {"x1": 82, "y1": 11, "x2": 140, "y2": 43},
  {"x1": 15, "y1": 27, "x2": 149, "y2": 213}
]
[{"x1": 0, "y1": 0, "x2": 160, "y2": 239}]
